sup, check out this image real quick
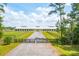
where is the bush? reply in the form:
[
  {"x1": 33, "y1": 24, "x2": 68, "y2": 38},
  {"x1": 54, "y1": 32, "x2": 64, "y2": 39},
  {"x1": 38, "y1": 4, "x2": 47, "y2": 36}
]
[
  {"x1": 0, "y1": 31, "x2": 3, "y2": 39},
  {"x1": 14, "y1": 38, "x2": 18, "y2": 43},
  {"x1": 3, "y1": 36, "x2": 12, "y2": 45},
  {"x1": 53, "y1": 37, "x2": 71, "y2": 45}
]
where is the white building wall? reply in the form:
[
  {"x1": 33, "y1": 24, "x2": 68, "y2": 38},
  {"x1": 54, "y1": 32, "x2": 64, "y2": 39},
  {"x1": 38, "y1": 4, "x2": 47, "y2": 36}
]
[{"x1": 15, "y1": 27, "x2": 57, "y2": 31}]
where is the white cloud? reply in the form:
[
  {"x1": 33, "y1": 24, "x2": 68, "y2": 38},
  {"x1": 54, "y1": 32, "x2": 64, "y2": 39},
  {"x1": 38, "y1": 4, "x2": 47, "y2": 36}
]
[
  {"x1": 3, "y1": 6, "x2": 59, "y2": 27},
  {"x1": 65, "y1": 3, "x2": 71, "y2": 6},
  {"x1": 36, "y1": 7, "x2": 52, "y2": 13}
]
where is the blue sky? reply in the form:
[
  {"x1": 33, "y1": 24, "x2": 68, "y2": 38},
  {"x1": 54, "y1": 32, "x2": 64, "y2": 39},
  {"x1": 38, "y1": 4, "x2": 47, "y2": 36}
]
[
  {"x1": 7, "y1": 3, "x2": 72, "y2": 14},
  {"x1": 7, "y1": 3, "x2": 49, "y2": 14},
  {"x1": 3, "y1": 3, "x2": 72, "y2": 27}
]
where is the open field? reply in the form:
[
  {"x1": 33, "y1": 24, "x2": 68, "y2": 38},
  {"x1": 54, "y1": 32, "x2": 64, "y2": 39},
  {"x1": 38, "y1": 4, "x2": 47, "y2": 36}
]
[
  {"x1": 3, "y1": 31, "x2": 33, "y2": 41},
  {"x1": 2, "y1": 31, "x2": 33, "y2": 43},
  {"x1": 42, "y1": 31, "x2": 79, "y2": 56},
  {"x1": 0, "y1": 31, "x2": 33, "y2": 56}
]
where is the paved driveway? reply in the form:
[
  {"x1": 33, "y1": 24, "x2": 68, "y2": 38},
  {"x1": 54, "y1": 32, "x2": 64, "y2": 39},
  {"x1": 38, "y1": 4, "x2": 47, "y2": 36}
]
[{"x1": 6, "y1": 32, "x2": 58, "y2": 56}]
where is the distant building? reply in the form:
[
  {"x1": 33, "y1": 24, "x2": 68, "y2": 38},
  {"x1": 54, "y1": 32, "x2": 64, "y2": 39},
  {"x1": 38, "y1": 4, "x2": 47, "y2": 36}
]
[{"x1": 15, "y1": 26, "x2": 57, "y2": 31}]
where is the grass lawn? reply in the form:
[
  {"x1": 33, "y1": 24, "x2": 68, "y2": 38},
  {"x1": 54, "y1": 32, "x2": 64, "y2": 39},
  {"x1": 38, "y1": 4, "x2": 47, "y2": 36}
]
[
  {"x1": 42, "y1": 32, "x2": 59, "y2": 43},
  {"x1": 42, "y1": 31, "x2": 79, "y2": 56},
  {"x1": 0, "y1": 43, "x2": 19, "y2": 56},
  {"x1": 54, "y1": 45, "x2": 79, "y2": 56},
  {"x1": 42, "y1": 31, "x2": 59, "y2": 39},
  {"x1": 0, "y1": 31, "x2": 33, "y2": 56},
  {"x1": 3, "y1": 31, "x2": 33, "y2": 41}
]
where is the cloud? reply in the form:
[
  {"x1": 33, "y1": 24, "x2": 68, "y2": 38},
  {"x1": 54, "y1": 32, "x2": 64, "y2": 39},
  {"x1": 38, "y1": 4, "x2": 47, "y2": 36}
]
[
  {"x1": 3, "y1": 6, "x2": 59, "y2": 27},
  {"x1": 36, "y1": 7, "x2": 52, "y2": 14},
  {"x1": 65, "y1": 3, "x2": 71, "y2": 6}
]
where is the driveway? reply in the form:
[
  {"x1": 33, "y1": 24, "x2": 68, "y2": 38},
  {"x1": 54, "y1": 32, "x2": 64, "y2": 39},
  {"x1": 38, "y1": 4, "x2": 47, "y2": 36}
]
[{"x1": 6, "y1": 32, "x2": 58, "y2": 56}]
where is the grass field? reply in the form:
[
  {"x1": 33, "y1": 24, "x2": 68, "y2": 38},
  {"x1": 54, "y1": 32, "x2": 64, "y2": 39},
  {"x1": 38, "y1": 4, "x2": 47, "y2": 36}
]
[
  {"x1": 42, "y1": 31, "x2": 59, "y2": 44},
  {"x1": 3, "y1": 31, "x2": 33, "y2": 41},
  {"x1": 0, "y1": 43, "x2": 19, "y2": 56},
  {"x1": 42, "y1": 31, "x2": 79, "y2": 56},
  {"x1": 42, "y1": 31, "x2": 59, "y2": 39},
  {"x1": 0, "y1": 31, "x2": 33, "y2": 56}
]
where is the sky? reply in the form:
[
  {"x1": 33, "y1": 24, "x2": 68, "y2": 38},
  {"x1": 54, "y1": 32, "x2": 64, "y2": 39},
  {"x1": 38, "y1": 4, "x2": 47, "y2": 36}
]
[{"x1": 3, "y1": 3, "x2": 72, "y2": 27}]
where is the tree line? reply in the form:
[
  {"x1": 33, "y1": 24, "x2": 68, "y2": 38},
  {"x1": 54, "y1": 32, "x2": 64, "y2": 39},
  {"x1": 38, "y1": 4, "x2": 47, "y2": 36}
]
[{"x1": 49, "y1": 3, "x2": 79, "y2": 45}]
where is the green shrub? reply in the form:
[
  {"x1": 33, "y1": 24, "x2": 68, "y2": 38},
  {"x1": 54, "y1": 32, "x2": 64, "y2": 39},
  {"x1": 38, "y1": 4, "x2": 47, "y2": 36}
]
[
  {"x1": 14, "y1": 38, "x2": 18, "y2": 43},
  {"x1": 3, "y1": 36, "x2": 12, "y2": 45},
  {"x1": 0, "y1": 31, "x2": 3, "y2": 39}
]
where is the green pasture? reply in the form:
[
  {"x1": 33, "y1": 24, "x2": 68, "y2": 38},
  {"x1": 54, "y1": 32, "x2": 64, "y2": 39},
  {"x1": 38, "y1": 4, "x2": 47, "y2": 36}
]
[{"x1": 3, "y1": 31, "x2": 33, "y2": 41}]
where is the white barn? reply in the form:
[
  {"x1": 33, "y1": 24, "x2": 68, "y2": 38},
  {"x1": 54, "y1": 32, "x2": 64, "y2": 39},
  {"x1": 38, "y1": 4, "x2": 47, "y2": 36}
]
[{"x1": 15, "y1": 26, "x2": 57, "y2": 31}]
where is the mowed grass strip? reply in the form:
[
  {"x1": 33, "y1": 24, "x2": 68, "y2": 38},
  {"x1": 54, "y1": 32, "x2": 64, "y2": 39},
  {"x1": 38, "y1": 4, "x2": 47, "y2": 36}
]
[
  {"x1": 42, "y1": 31, "x2": 59, "y2": 45},
  {"x1": 42, "y1": 31, "x2": 59, "y2": 41},
  {"x1": 0, "y1": 31, "x2": 33, "y2": 56},
  {"x1": 16, "y1": 32, "x2": 33, "y2": 41},
  {"x1": 42, "y1": 32, "x2": 56, "y2": 39}
]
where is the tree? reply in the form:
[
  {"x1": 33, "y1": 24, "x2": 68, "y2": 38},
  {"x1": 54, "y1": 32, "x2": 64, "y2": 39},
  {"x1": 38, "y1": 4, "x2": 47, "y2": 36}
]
[
  {"x1": 69, "y1": 3, "x2": 79, "y2": 44},
  {"x1": 0, "y1": 4, "x2": 5, "y2": 39},
  {"x1": 48, "y1": 3, "x2": 65, "y2": 40},
  {"x1": 65, "y1": 3, "x2": 79, "y2": 45}
]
